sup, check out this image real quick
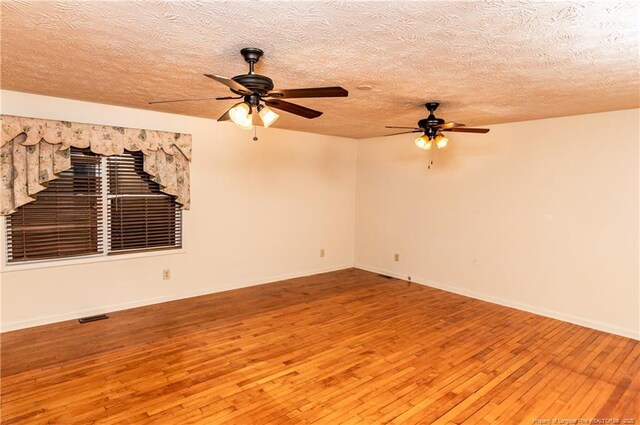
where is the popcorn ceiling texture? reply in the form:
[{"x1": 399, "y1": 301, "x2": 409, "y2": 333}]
[{"x1": 1, "y1": 0, "x2": 638, "y2": 139}]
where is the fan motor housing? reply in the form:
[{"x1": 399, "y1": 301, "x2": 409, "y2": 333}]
[
  {"x1": 418, "y1": 117, "x2": 445, "y2": 129},
  {"x1": 231, "y1": 74, "x2": 274, "y2": 96}
]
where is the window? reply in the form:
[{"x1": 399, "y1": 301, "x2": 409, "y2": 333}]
[
  {"x1": 107, "y1": 151, "x2": 182, "y2": 254},
  {"x1": 5, "y1": 148, "x2": 182, "y2": 264}
]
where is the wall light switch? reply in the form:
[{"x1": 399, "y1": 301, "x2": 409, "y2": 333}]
[
  {"x1": 163, "y1": 269, "x2": 171, "y2": 280},
  {"x1": 394, "y1": 253, "x2": 400, "y2": 262},
  {"x1": 320, "y1": 249, "x2": 325, "y2": 258}
]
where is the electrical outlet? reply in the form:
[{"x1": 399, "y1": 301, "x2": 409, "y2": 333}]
[
  {"x1": 320, "y1": 249, "x2": 325, "y2": 258},
  {"x1": 163, "y1": 269, "x2": 171, "y2": 280},
  {"x1": 394, "y1": 253, "x2": 400, "y2": 262}
]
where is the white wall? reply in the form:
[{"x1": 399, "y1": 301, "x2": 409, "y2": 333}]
[
  {"x1": 355, "y1": 109, "x2": 640, "y2": 339},
  {"x1": 2, "y1": 91, "x2": 638, "y2": 340},
  {"x1": 0, "y1": 90, "x2": 358, "y2": 331}
]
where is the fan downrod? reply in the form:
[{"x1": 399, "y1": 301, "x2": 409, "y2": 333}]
[{"x1": 240, "y1": 48, "x2": 264, "y2": 74}]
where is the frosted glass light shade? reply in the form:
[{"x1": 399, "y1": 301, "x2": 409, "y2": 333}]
[
  {"x1": 435, "y1": 133, "x2": 449, "y2": 149},
  {"x1": 258, "y1": 106, "x2": 279, "y2": 128},
  {"x1": 415, "y1": 135, "x2": 432, "y2": 150},
  {"x1": 229, "y1": 103, "x2": 253, "y2": 130}
]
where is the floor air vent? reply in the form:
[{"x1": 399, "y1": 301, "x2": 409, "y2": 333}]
[{"x1": 78, "y1": 314, "x2": 109, "y2": 323}]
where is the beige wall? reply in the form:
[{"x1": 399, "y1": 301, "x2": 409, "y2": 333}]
[
  {"x1": 0, "y1": 90, "x2": 358, "y2": 331},
  {"x1": 355, "y1": 109, "x2": 639, "y2": 339}
]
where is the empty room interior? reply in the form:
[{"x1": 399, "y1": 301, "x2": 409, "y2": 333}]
[{"x1": 0, "y1": 1, "x2": 639, "y2": 424}]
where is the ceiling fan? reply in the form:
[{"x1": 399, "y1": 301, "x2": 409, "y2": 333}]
[
  {"x1": 149, "y1": 47, "x2": 349, "y2": 130},
  {"x1": 385, "y1": 102, "x2": 489, "y2": 151}
]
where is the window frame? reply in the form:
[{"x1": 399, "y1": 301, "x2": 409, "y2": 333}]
[{"x1": 1, "y1": 151, "x2": 186, "y2": 271}]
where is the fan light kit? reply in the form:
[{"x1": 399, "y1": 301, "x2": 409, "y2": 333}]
[
  {"x1": 150, "y1": 48, "x2": 349, "y2": 137},
  {"x1": 415, "y1": 133, "x2": 449, "y2": 150},
  {"x1": 386, "y1": 102, "x2": 489, "y2": 168}
]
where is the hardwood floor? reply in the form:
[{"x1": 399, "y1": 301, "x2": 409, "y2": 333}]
[{"x1": 1, "y1": 268, "x2": 638, "y2": 424}]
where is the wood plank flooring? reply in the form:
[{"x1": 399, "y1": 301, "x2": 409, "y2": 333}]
[{"x1": 1, "y1": 268, "x2": 639, "y2": 424}]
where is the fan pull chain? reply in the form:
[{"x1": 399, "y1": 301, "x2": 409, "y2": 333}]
[{"x1": 253, "y1": 126, "x2": 258, "y2": 142}]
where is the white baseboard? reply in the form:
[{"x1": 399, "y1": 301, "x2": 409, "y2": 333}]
[
  {"x1": 6, "y1": 263, "x2": 637, "y2": 340},
  {"x1": 355, "y1": 263, "x2": 639, "y2": 341},
  {"x1": 1, "y1": 263, "x2": 354, "y2": 332}
]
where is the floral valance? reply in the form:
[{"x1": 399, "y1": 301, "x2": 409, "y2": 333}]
[{"x1": 1, "y1": 115, "x2": 191, "y2": 215}]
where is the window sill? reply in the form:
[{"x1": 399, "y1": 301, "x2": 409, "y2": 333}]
[{"x1": 1, "y1": 248, "x2": 187, "y2": 273}]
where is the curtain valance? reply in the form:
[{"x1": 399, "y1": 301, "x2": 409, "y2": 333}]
[{"x1": 1, "y1": 115, "x2": 191, "y2": 215}]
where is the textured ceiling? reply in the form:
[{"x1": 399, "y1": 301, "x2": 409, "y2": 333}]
[{"x1": 1, "y1": 1, "x2": 638, "y2": 139}]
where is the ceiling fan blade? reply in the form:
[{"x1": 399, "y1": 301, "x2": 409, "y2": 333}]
[
  {"x1": 264, "y1": 99, "x2": 323, "y2": 119},
  {"x1": 217, "y1": 106, "x2": 233, "y2": 122},
  {"x1": 267, "y1": 87, "x2": 348, "y2": 99},
  {"x1": 204, "y1": 74, "x2": 252, "y2": 95},
  {"x1": 385, "y1": 126, "x2": 421, "y2": 130},
  {"x1": 442, "y1": 127, "x2": 490, "y2": 133},
  {"x1": 148, "y1": 96, "x2": 241, "y2": 105},
  {"x1": 438, "y1": 122, "x2": 466, "y2": 129},
  {"x1": 384, "y1": 130, "x2": 423, "y2": 136}
]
